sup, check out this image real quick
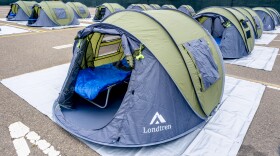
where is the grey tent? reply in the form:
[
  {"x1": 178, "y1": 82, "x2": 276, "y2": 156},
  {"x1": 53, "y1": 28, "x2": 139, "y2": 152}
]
[
  {"x1": 178, "y1": 5, "x2": 196, "y2": 16},
  {"x1": 253, "y1": 7, "x2": 276, "y2": 31},
  {"x1": 27, "y1": 1, "x2": 79, "y2": 27},
  {"x1": 127, "y1": 4, "x2": 153, "y2": 11},
  {"x1": 6, "y1": 1, "x2": 37, "y2": 21},
  {"x1": 266, "y1": 7, "x2": 280, "y2": 26},
  {"x1": 93, "y1": 3, "x2": 125, "y2": 22},
  {"x1": 53, "y1": 10, "x2": 225, "y2": 147},
  {"x1": 195, "y1": 7, "x2": 255, "y2": 59}
]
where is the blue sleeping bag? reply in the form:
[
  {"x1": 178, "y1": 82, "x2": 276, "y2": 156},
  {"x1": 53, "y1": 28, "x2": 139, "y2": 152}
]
[
  {"x1": 75, "y1": 64, "x2": 131, "y2": 100},
  {"x1": 214, "y1": 37, "x2": 222, "y2": 45}
]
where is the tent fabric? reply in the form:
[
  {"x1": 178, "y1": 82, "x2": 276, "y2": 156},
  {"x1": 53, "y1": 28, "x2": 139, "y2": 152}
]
[
  {"x1": 161, "y1": 5, "x2": 177, "y2": 9},
  {"x1": 150, "y1": 4, "x2": 161, "y2": 10},
  {"x1": 127, "y1": 4, "x2": 153, "y2": 11},
  {"x1": 75, "y1": 63, "x2": 131, "y2": 100},
  {"x1": 27, "y1": 1, "x2": 79, "y2": 27},
  {"x1": 66, "y1": 2, "x2": 91, "y2": 19},
  {"x1": 195, "y1": 7, "x2": 255, "y2": 59},
  {"x1": 53, "y1": 10, "x2": 225, "y2": 147},
  {"x1": 178, "y1": 5, "x2": 196, "y2": 16},
  {"x1": 253, "y1": 7, "x2": 276, "y2": 31},
  {"x1": 93, "y1": 3, "x2": 124, "y2": 21},
  {"x1": 6, "y1": 1, "x2": 37, "y2": 21},
  {"x1": 266, "y1": 7, "x2": 280, "y2": 26},
  {"x1": 234, "y1": 7, "x2": 263, "y2": 39}
]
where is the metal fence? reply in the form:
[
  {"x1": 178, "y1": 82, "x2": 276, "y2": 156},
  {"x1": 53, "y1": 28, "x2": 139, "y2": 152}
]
[{"x1": 2, "y1": 0, "x2": 280, "y2": 12}]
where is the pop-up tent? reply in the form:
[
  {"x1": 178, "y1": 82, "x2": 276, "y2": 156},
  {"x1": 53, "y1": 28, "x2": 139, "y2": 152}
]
[
  {"x1": 93, "y1": 3, "x2": 124, "y2": 22},
  {"x1": 161, "y1": 5, "x2": 176, "y2": 9},
  {"x1": 127, "y1": 4, "x2": 153, "y2": 11},
  {"x1": 178, "y1": 5, "x2": 195, "y2": 16},
  {"x1": 233, "y1": 7, "x2": 263, "y2": 39},
  {"x1": 6, "y1": 1, "x2": 37, "y2": 21},
  {"x1": 253, "y1": 7, "x2": 276, "y2": 31},
  {"x1": 66, "y1": 2, "x2": 91, "y2": 19},
  {"x1": 27, "y1": 1, "x2": 79, "y2": 27},
  {"x1": 266, "y1": 7, "x2": 280, "y2": 26},
  {"x1": 195, "y1": 7, "x2": 255, "y2": 59},
  {"x1": 150, "y1": 4, "x2": 161, "y2": 10},
  {"x1": 53, "y1": 10, "x2": 225, "y2": 147}
]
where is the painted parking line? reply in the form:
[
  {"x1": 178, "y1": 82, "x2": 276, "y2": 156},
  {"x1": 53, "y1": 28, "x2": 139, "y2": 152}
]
[
  {"x1": 9, "y1": 121, "x2": 60, "y2": 156},
  {"x1": 226, "y1": 74, "x2": 280, "y2": 91},
  {"x1": 53, "y1": 44, "x2": 73, "y2": 50}
]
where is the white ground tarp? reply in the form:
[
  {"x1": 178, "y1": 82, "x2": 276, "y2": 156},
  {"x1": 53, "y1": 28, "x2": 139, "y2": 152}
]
[
  {"x1": 255, "y1": 34, "x2": 277, "y2": 45},
  {"x1": 224, "y1": 46, "x2": 279, "y2": 71},
  {"x1": 264, "y1": 27, "x2": 280, "y2": 34},
  {"x1": 41, "y1": 23, "x2": 90, "y2": 30},
  {"x1": 1, "y1": 64, "x2": 265, "y2": 156},
  {"x1": 79, "y1": 18, "x2": 94, "y2": 23},
  {"x1": 0, "y1": 18, "x2": 27, "y2": 25},
  {"x1": 0, "y1": 25, "x2": 30, "y2": 36}
]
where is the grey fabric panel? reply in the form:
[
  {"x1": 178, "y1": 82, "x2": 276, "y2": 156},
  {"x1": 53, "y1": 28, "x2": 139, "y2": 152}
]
[
  {"x1": 121, "y1": 34, "x2": 138, "y2": 56},
  {"x1": 28, "y1": 10, "x2": 57, "y2": 27},
  {"x1": 69, "y1": 15, "x2": 80, "y2": 25},
  {"x1": 178, "y1": 7, "x2": 191, "y2": 16},
  {"x1": 253, "y1": 16, "x2": 261, "y2": 29},
  {"x1": 201, "y1": 18, "x2": 212, "y2": 34},
  {"x1": 183, "y1": 38, "x2": 220, "y2": 91},
  {"x1": 213, "y1": 18, "x2": 225, "y2": 38},
  {"x1": 53, "y1": 8, "x2": 67, "y2": 19},
  {"x1": 128, "y1": 6, "x2": 144, "y2": 11},
  {"x1": 220, "y1": 26, "x2": 248, "y2": 59},
  {"x1": 7, "y1": 8, "x2": 29, "y2": 21},
  {"x1": 255, "y1": 10, "x2": 275, "y2": 31},
  {"x1": 78, "y1": 7, "x2": 86, "y2": 14}
]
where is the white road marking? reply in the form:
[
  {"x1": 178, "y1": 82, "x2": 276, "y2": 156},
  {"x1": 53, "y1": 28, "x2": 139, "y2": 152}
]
[
  {"x1": 53, "y1": 44, "x2": 73, "y2": 50},
  {"x1": 9, "y1": 121, "x2": 60, "y2": 156}
]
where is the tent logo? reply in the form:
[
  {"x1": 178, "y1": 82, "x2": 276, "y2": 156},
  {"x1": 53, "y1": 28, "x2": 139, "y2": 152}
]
[
  {"x1": 150, "y1": 112, "x2": 166, "y2": 125},
  {"x1": 143, "y1": 112, "x2": 172, "y2": 134}
]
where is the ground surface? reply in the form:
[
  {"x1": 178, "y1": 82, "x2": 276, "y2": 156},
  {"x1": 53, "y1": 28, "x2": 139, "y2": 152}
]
[{"x1": 0, "y1": 6, "x2": 279, "y2": 156}]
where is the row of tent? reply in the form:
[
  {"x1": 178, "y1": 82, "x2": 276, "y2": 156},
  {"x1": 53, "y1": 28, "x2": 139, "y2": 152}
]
[
  {"x1": 52, "y1": 5, "x2": 280, "y2": 147},
  {"x1": 6, "y1": 1, "x2": 91, "y2": 27},
  {"x1": 94, "y1": 3, "x2": 196, "y2": 21}
]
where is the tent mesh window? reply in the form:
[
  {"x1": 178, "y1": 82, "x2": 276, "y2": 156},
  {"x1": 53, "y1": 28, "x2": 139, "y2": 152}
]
[
  {"x1": 78, "y1": 6, "x2": 86, "y2": 14},
  {"x1": 53, "y1": 8, "x2": 67, "y2": 19}
]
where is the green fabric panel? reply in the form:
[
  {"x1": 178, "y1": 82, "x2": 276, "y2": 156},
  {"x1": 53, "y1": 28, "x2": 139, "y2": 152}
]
[
  {"x1": 145, "y1": 10, "x2": 224, "y2": 116},
  {"x1": 66, "y1": 2, "x2": 90, "y2": 18},
  {"x1": 38, "y1": 1, "x2": 74, "y2": 26},
  {"x1": 104, "y1": 11, "x2": 209, "y2": 118},
  {"x1": 130, "y1": 4, "x2": 153, "y2": 10},
  {"x1": 197, "y1": 7, "x2": 254, "y2": 53},
  {"x1": 16, "y1": 1, "x2": 37, "y2": 16},
  {"x1": 253, "y1": 7, "x2": 275, "y2": 18}
]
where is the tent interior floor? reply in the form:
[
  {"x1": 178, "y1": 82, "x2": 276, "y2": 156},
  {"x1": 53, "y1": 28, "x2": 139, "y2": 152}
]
[
  {"x1": 62, "y1": 83, "x2": 127, "y2": 130},
  {"x1": 0, "y1": 5, "x2": 280, "y2": 156}
]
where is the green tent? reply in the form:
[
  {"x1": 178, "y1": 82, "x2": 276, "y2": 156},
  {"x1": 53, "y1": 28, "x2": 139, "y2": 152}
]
[
  {"x1": 54, "y1": 9, "x2": 225, "y2": 147},
  {"x1": 66, "y1": 2, "x2": 91, "y2": 19},
  {"x1": 6, "y1": 1, "x2": 37, "y2": 21},
  {"x1": 178, "y1": 5, "x2": 196, "y2": 16},
  {"x1": 28, "y1": 1, "x2": 79, "y2": 27},
  {"x1": 93, "y1": 3, "x2": 124, "y2": 21},
  {"x1": 233, "y1": 7, "x2": 263, "y2": 39},
  {"x1": 161, "y1": 5, "x2": 177, "y2": 9},
  {"x1": 253, "y1": 7, "x2": 276, "y2": 31},
  {"x1": 127, "y1": 4, "x2": 153, "y2": 11},
  {"x1": 195, "y1": 7, "x2": 255, "y2": 59},
  {"x1": 150, "y1": 4, "x2": 161, "y2": 10}
]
